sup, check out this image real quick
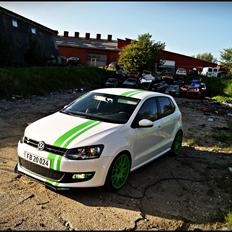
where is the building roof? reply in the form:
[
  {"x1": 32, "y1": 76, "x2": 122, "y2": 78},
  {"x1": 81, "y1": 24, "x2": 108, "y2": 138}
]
[
  {"x1": 160, "y1": 49, "x2": 218, "y2": 66},
  {"x1": 0, "y1": 6, "x2": 57, "y2": 35},
  {"x1": 56, "y1": 36, "x2": 120, "y2": 51}
]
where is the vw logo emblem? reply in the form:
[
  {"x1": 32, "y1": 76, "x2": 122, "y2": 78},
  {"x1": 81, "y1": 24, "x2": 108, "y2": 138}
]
[{"x1": 38, "y1": 141, "x2": 45, "y2": 151}]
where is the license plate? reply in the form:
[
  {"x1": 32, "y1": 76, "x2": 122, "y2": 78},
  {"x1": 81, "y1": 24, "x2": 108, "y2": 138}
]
[{"x1": 24, "y1": 151, "x2": 50, "y2": 168}]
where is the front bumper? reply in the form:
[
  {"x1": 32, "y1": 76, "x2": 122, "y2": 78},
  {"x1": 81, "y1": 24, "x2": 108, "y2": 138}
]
[{"x1": 17, "y1": 142, "x2": 114, "y2": 189}]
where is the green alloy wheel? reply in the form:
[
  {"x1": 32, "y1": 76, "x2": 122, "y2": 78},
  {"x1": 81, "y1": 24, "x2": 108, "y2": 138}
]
[
  {"x1": 106, "y1": 153, "x2": 131, "y2": 191},
  {"x1": 172, "y1": 131, "x2": 183, "y2": 156}
]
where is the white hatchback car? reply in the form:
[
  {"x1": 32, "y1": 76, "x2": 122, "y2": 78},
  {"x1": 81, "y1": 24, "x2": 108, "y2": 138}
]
[{"x1": 15, "y1": 88, "x2": 183, "y2": 191}]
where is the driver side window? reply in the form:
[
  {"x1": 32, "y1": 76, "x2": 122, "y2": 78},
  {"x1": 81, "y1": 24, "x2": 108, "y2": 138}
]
[{"x1": 134, "y1": 97, "x2": 158, "y2": 123}]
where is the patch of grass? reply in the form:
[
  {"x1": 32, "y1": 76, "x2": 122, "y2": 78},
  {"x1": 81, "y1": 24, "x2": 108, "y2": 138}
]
[
  {"x1": 225, "y1": 212, "x2": 232, "y2": 229},
  {"x1": 0, "y1": 66, "x2": 115, "y2": 99},
  {"x1": 212, "y1": 95, "x2": 232, "y2": 102},
  {"x1": 185, "y1": 138, "x2": 196, "y2": 146}
]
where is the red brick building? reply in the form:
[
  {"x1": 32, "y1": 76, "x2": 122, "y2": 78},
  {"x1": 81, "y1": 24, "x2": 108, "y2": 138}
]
[
  {"x1": 56, "y1": 31, "x2": 125, "y2": 67},
  {"x1": 56, "y1": 31, "x2": 218, "y2": 71}
]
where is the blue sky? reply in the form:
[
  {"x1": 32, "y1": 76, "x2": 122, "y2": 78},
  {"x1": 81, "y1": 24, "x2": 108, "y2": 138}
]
[{"x1": 1, "y1": 1, "x2": 231, "y2": 61}]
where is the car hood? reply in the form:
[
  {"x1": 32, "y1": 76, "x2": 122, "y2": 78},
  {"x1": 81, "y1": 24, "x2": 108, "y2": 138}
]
[{"x1": 24, "y1": 112, "x2": 123, "y2": 149}]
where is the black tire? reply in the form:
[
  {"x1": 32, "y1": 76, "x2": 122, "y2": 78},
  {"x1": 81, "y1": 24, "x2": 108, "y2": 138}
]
[{"x1": 105, "y1": 153, "x2": 131, "y2": 191}]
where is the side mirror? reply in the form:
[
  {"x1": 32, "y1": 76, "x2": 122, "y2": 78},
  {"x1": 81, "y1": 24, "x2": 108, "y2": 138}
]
[{"x1": 138, "y1": 119, "x2": 153, "y2": 128}]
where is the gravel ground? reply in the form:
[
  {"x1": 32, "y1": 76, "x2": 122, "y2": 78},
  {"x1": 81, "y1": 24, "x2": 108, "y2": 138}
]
[{"x1": 0, "y1": 90, "x2": 232, "y2": 230}]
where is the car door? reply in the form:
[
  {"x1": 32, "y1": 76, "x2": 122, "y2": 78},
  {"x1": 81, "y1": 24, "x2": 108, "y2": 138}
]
[
  {"x1": 156, "y1": 96, "x2": 178, "y2": 151},
  {"x1": 132, "y1": 97, "x2": 163, "y2": 167}
]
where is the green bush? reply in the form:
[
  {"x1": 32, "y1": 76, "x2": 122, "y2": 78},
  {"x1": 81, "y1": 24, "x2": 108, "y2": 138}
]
[
  {"x1": 0, "y1": 66, "x2": 113, "y2": 99},
  {"x1": 225, "y1": 212, "x2": 232, "y2": 229}
]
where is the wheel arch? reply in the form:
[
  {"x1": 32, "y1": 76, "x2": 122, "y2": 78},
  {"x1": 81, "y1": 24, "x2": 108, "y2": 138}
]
[{"x1": 103, "y1": 150, "x2": 132, "y2": 186}]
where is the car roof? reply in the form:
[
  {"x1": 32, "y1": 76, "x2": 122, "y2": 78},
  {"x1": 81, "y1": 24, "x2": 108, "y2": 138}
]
[{"x1": 92, "y1": 88, "x2": 171, "y2": 100}]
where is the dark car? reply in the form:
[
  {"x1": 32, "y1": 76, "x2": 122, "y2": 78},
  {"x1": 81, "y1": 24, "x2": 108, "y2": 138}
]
[
  {"x1": 122, "y1": 78, "x2": 139, "y2": 88},
  {"x1": 165, "y1": 84, "x2": 180, "y2": 97},
  {"x1": 105, "y1": 78, "x2": 119, "y2": 88},
  {"x1": 66, "y1": 57, "x2": 80, "y2": 65},
  {"x1": 150, "y1": 81, "x2": 169, "y2": 93}
]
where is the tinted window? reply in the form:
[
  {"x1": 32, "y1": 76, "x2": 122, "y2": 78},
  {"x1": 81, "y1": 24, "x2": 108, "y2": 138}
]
[
  {"x1": 157, "y1": 97, "x2": 175, "y2": 118},
  {"x1": 135, "y1": 98, "x2": 158, "y2": 122},
  {"x1": 208, "y1": 68, "x2": 212, "y2": 72}
]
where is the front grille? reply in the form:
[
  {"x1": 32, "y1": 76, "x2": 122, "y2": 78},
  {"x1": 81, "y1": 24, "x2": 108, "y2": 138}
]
[
  {"x1": 19, "y1": 157, "x2": 64, "y2": 181},
  {"x1": 18, "y1": 157, "x2": 95, "y2": 183},
  {"x1": 24, "y1": 137, "x2": 67, "y2": 155}
]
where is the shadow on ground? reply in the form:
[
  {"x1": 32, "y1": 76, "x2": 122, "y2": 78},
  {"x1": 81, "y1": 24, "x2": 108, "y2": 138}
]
[{"x1": 54, "y1": 146, "x2": 232, "y2": 225}]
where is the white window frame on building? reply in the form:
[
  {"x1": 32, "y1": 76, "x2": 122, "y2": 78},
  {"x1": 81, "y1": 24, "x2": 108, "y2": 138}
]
[{"x1": 12, "y1": 19, "x2": 18, "y2": 28}]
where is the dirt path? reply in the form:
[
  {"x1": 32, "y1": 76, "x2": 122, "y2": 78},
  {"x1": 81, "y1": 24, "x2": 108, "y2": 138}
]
[{"x1": 0, "y1": 91, "x2": 232, "y2": 230}]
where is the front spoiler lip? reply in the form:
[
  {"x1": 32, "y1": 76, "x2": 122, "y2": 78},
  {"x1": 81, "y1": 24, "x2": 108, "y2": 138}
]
[{"x1": 14, "y1": 163, "x2": 70, "y2": 191}]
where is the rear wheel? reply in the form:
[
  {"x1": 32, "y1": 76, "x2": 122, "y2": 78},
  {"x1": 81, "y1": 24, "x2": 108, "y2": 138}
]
[
  {"x1": 171, "y1": 130, "x2": 183, "y2": 156},
  {"x1": 105, "y1": 153, "x2": 131, "y2": 191}
]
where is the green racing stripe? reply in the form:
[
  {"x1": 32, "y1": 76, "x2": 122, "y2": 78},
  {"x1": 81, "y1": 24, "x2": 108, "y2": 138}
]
[
  {"x1": 63, "y1": 121, "x2": 101, "y2": 148},
  {"x1": 47, "y1": 119, "x2": 101, "y2": 171},
  {"x1": 120, "y1": 89, "x2": 147, "y2": 97},
  {"x1": 53, "y1": 120, "x2": 96, "y2": 147}
]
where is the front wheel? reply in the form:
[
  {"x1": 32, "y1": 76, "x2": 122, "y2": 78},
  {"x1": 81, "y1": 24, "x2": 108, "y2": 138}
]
[
  {"x1": 171, "y1": 130, "x2": 183, "y2": 156},
  {"x1": 105, "y1": 153, "x2": 131, "y2": 191}
]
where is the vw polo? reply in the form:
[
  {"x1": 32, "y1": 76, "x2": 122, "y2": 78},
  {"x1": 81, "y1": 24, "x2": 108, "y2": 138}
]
[{"x1": 15, "y1": 88, "x2": 183, "y2": 191}]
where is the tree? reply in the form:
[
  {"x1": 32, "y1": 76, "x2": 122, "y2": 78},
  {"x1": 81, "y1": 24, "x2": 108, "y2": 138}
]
[
  {"x1": 118, "y1": 33, "x2": 165, "y2": 73},
  {"x1": 193, "y1": 52, "x2": 217, "y2": 63},
  {"x1": 220, "y1": 48, "x2": 232, "y2": 73}
]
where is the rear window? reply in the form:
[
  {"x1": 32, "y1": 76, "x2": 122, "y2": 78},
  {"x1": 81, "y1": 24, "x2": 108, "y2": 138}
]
[{"x1": 157, "y1": 97, "x2": 175, "y2": 118}]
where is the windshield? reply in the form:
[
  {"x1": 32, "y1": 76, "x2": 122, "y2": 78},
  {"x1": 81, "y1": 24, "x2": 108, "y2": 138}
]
[{"x1": 60, "y1": 92, "x2": 140, "y2": 124}]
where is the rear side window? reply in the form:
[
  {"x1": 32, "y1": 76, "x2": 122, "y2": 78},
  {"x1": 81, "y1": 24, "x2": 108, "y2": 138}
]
[
  {"x1": 157, "y1": 97, "x2": 175, "y2": 118},
  {"x1": 135, "y1": 97, "x2": 158, "y2": 122}
]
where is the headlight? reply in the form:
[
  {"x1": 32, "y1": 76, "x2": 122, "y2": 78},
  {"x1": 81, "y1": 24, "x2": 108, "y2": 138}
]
[{"x1": 64, "y1": 145, "x2": 104, "y2": 160}]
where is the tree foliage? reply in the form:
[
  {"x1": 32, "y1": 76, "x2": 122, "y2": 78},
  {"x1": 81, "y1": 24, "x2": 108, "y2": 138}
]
[
  {"x1": 193, "y1": 52, "x2": 217, "y2": 63},
  {"x1": 220, "y1": 48, "x2": 232, "y2": 73},
  {"x1": 118, "y1": 33, "x2": 165, "y2": 73}
]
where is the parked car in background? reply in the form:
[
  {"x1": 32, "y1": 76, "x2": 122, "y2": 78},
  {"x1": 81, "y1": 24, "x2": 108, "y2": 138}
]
[
  {"x1": 15, "y1": 88, "x2": 183, "y2": 191},
  {"x1": 162, "y1": 74, "x2": 174, "y2": 84},
  {"x1": 176, "y1": 68, "x2": 187, "y2": 76},
  {"x1": 150, "y1": 81, "x2": 169, "y2": 93},
  {"x1": 122, "y1": 78, "x2": 139, "y2": 88},
  {"x1": 66, "y1": 57, "x2": 80, "y2": 65},
  {"x1": 182, "y1": 79, "x2": 206, "y2": 99},
  {"x1": 58, "y1": 56, "x2": 67, "y2": 65},
  {"x1": 201, "y1": 67, "x2": 226, "y2": 77},
  {"x1": 127, "y1": 70, "x2": 140, "y2": 78},
  {"x1": 165, "y1": 84, "x2": 181, "y2": 97},
  {"x1": 105, "y1": 78, "x2": 119, "y2": 88},
  {"x1": 116, "y1": 70, "x2": 127, "y2": 78}
]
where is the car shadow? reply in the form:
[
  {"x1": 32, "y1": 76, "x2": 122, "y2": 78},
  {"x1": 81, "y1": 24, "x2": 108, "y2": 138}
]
[{"x1": 52, "y1": 146, "x2": 232, "y2": 224}]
